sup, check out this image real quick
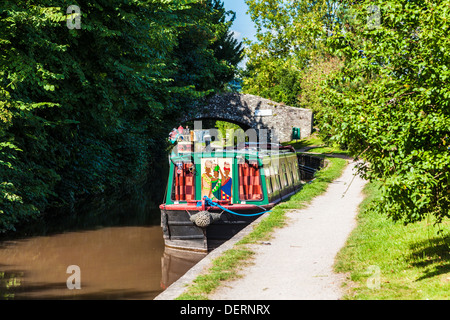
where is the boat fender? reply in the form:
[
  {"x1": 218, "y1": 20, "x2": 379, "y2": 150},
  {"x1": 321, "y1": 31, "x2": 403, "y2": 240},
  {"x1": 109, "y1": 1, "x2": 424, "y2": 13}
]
[
  {"x1": 189, "y1": 211, "x2": 212, "y2": 228},
  {"x1": 209, "y1": 212, "x2": 222, "y2": 222}
]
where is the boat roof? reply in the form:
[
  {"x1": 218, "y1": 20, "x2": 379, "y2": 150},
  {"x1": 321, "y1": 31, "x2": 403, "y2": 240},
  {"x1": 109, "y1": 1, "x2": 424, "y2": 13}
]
[{"x1": 169, "y1": 144, "x2": 296, "y2": 162}]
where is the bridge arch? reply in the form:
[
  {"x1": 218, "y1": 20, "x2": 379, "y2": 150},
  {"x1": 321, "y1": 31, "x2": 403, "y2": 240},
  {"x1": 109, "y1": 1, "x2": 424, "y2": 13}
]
[{"x1": 180, "y1": 93, "x2": 313, "y2": 143}]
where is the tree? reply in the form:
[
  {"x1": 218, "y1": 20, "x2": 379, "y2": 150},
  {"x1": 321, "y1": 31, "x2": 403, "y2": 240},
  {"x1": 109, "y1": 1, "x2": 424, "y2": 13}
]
[
  {"x1": 298, "y1": 54, "x2": 343, "y2": 121},
  {"x1": 0, "y1": 0, "x2": 243, "y2": 233},
  {"x1": 209, "y1": 0, "x2": 244, "y2": 83},
  {"x1": 323, "y1": 0, "x2": 450, "y2": 224},
  {"x1": 242, "y1": 0, "x2": 342, "y2": 107},
  {"x1": 171, "y1": 0, "x2": 244, "y2": 95}
]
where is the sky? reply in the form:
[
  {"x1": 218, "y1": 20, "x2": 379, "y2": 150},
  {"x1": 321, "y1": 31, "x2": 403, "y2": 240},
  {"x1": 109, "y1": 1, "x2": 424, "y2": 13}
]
[
  {"x1": 221, "y1": 0, "x2": 257, "y2": 68},
  {"x1": 222, "y1": 0, "x2": 257, "y2": 43}
]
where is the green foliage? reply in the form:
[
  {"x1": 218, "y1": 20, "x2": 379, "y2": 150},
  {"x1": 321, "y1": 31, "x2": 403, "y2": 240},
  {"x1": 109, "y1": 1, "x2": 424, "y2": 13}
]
[
  {"x1": 322, "y1": 0, "x2": 450, "y2": 224},
  {"x1": 241, "y1": 0, "x2": 449, "y2": 224},
  {"x1": 0, "y1": 0, "x2": 243, "y2": 233},
  {"x1": 215, "y1": 120, "x2": 241, "y2": 145},
  {"x1": 297, "y1": 55, "x2": 344, "y2": 121},
  {"x1": 242, "y1": 0, "x2": 341, "y2": 107},
  {"x1": 172, "y1": 0, "x2": 244, "y2": 95},
  {"x1": 242, "y1": 61, "x2": 302, "y2": 107}
]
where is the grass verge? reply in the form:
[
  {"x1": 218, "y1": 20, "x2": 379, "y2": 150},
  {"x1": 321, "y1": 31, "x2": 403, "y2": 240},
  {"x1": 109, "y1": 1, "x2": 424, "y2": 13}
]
[
  {"x1": 176, "y1": 156, "x2": 349, "y2": 300},
  {"x1": 334, "y1": 181, "x2": 450, "y2": 300},
  {"x1": 282, "y1": 132, "x2": 349, "y2": 156}
]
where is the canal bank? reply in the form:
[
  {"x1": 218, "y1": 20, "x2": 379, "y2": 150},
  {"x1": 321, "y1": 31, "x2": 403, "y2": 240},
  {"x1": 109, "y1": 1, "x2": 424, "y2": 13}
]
[{"x1": 155, "y1": 157, "x2": 367, "y2": 300}]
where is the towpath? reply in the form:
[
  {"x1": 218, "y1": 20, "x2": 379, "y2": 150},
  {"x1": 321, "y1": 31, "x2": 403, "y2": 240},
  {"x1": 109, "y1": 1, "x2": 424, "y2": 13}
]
[{"x1": 208, "y1": 160, "x2": 367, "y2": 300}]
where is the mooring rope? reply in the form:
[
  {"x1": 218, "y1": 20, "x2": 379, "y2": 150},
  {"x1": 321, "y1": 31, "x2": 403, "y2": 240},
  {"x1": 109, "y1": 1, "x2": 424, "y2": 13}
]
[{"x1": 196, "y1": 196, "x2": 271, "y2": 217}]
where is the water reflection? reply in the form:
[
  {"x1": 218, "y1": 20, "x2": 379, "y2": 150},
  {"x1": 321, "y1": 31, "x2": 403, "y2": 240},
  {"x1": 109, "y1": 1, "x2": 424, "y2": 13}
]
[
  {"x1": 1, "y1": 226, "x2": 164, "y2": 299},
  {"x1": 0, "y1": 191, "x2": 205, "y2": 299},
  {"x1": 160, "y1": 248, "x2": 207, "y2": 290}
]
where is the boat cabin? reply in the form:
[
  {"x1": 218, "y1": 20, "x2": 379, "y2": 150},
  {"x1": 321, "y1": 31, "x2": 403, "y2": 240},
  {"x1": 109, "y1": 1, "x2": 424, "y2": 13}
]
[
  {"x1": 166, "y1": 147, "x2": 302, "y2": 207},
  {"x1": 161, "y1": 126, "x2": 308, "y2": 252}
]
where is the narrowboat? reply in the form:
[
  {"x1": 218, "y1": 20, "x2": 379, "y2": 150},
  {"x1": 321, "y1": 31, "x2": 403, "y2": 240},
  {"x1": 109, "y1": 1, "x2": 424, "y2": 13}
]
[{"x1": 160, "y1": 128, "x2": 309, "y2": 252}]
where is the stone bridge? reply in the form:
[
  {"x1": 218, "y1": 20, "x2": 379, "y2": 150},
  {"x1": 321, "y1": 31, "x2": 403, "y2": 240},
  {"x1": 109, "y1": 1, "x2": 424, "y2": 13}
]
[{"x1": 181, "y1": 93, "x2": 313, "y2": 143}]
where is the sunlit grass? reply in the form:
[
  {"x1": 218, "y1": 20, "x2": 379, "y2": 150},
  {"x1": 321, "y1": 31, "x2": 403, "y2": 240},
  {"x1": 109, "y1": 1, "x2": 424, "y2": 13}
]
[
  {"x1": 306, "y1": 146, "x2": 349, "y2": 155},
  {"x1": 282, "y1": 132, "x2": 325, "y2": 150},
  {"x1": 335, "y1": 182, "x2": 450, "y2": 300}
]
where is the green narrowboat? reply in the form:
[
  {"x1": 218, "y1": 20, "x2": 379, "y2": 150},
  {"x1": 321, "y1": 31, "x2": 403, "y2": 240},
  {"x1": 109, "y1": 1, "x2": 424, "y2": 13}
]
[{"x1": 160, "y1": 132, "x2": 305, "y2": 252}]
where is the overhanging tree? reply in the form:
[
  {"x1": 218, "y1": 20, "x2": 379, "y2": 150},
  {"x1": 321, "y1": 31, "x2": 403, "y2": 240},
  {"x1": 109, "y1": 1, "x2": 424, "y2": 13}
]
[
  {"x1": 0, "y1": 0, "x2": 243, "y2": 233},
  {"x1": 323, "y1": 0, "x2": 450, "y2": 224},
  {"x1": 242, "y1": 0, "x2": 343, "y2": 107}
]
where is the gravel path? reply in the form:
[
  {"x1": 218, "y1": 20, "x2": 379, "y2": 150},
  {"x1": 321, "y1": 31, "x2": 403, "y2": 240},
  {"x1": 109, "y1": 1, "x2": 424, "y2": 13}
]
[{"x1": 208, "y1": 161, "x2": 367, "y2": 300}]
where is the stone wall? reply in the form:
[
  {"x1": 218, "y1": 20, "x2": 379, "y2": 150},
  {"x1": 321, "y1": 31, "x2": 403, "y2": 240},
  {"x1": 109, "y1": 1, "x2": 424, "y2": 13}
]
[{"x1": 181, "y1": 93, "x2": 313, "y2": 143}]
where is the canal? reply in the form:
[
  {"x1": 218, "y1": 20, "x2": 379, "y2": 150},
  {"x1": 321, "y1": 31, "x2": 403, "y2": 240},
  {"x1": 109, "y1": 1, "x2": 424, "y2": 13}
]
[{"x1": 0, "y1": 181, "x2": 206, "y2": 300}]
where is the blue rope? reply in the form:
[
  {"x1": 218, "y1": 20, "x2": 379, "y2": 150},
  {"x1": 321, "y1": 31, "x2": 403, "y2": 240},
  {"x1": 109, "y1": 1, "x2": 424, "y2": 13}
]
[{"x1": 196, "y1": 196, "x2": 271, "y2": 217}]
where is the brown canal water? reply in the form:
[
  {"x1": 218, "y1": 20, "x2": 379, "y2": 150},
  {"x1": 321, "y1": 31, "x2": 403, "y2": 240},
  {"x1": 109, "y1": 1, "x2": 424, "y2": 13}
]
[{"x1": 0, "y1": 193, "x2": 206, "y2": 300}]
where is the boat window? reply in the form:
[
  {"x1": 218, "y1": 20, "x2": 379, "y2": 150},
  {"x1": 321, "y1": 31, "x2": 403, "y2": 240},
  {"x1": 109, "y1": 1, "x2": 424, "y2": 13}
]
[
  {"x1": 291, "y1": 160, "x2": 298, "y2": 181},
  {"x1": 286, "y1": 163, "x2": 292, "y2": 186},
  {"x1": 287, "y1": 162, "x2": 294, "y2": 185},
  {"x1": 271, "y1": 165, "x2": 279, "y2": 192},
  {"x1": 238, "y1": 160, "x2": 263, "y2": 201},
  {"x1": 292, "y1": 160, "x2": 298, "y2": 182},
  {"x1": 171, "y1": 162, "x2": 195, "y2": 201},
  {"x1": 281, "y1": 164, "x2": 288, "y2": 187},
  {"x1": 266, "y1": 175, "x2": 273, "y2": 195},
  {"x1": 265, "y1": 164, "x2": 272, "y2": 196},
  {"x1": 285, "y1": 163, "x2": 290, "y2": 186}
]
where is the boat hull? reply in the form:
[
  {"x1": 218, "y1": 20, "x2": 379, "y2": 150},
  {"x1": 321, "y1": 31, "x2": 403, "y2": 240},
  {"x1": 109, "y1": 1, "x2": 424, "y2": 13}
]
[{"x1": 160, "y1": 203, "x2": 273, "y2": 252}]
